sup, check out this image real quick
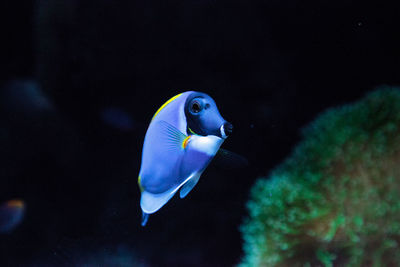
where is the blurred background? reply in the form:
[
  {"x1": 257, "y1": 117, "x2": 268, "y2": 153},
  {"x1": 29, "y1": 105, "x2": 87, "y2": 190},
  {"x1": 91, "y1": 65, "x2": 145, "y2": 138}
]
[{"x1": 0, "y1": 0, "x2": 399, "y2": 266}]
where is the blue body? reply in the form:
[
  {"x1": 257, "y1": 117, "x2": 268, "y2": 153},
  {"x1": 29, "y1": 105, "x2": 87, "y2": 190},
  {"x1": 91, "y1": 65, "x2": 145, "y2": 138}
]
[{"x1": 138, "y1": 91, "x2": 229, "y2": 225}]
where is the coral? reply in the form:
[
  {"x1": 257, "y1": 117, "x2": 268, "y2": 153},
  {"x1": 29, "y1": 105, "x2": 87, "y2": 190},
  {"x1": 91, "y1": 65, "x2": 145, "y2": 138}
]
[{"x1": 240, "y1": 86, "x2": 400, "y2": 266}]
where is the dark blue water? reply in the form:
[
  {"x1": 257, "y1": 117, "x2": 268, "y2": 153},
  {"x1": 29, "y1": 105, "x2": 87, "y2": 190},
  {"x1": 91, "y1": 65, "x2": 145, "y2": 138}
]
[{"x1": 0, "y1": 1, "x2": 399, "y2": 266}]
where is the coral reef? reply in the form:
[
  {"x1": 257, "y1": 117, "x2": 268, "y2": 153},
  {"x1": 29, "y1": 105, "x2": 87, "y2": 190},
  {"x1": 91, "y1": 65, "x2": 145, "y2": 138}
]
[{"x1": 240, "y1": 87, "x2": 400, "y2": 266}]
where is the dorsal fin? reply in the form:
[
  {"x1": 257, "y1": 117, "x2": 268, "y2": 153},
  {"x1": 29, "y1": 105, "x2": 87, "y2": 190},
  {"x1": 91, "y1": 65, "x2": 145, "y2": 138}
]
[{"x1": 152, "y1": 93, "x2": 182, "y2": 121}]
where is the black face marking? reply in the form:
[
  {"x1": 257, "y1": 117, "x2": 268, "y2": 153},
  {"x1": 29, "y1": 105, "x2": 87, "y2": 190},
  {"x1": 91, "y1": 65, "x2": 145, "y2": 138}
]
[
  {"x1": 190, "y1": 100, "x2": 202, "y2": 113},
  {"x1": 184, "y1": 92, "x2": 228, "y2": 137},
  {"x1": 185, "y1": 95, "x2": 206, "y2": 135}
]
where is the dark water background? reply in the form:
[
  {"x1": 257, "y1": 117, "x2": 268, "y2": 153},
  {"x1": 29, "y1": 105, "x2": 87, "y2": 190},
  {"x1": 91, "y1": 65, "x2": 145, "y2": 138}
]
[{"x1": 0, "y1": 0, "x2": 399, "y2": 266}]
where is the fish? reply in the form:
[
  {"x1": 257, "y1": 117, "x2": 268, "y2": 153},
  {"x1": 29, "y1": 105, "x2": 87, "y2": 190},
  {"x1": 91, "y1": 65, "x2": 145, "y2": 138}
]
[
  {"x1": 1, "y1": 80, "x2": 54, "y2": 113},
  {"x1": 100, "y1": 107, "x2": 136, "y2": 131},
  {"x1": 138, "y1": 91, "x2": 233, "y2": 226},
  {"x1": 0, "y1": 199, "x2": 25, "y2": 233}
]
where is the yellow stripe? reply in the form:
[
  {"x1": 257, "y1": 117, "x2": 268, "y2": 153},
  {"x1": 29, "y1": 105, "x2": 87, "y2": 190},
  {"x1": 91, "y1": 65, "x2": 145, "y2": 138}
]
[
  {"x1": 188, "y1": 127, "x2": 197, "y2": 135},
  {"x1": 152, "y1": 93, "x2": 182, "y2": 121},
  {"x1": 138, "y1": 175, "x2": 144, "y2": 192},
  {"x1": 182, "y1": 136, "x2": 191, "y2": 149}
]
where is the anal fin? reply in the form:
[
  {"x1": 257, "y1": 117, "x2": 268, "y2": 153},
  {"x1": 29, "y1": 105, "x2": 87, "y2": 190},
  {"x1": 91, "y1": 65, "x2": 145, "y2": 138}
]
[{"x1": 180, "y1": 173, "x2": 201, "y2": 198}]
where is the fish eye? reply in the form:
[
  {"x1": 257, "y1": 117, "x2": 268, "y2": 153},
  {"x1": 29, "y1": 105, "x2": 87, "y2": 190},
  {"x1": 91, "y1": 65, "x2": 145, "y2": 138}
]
[{"x1": 191, "y1": 101, "x2": 202, "y2": 113}]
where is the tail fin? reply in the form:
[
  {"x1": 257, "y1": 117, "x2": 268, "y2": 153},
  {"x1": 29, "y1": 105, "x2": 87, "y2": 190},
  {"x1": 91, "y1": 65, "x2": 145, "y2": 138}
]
[{"x1": 141, "y1": 212, "x2": 149, "y2": 227}]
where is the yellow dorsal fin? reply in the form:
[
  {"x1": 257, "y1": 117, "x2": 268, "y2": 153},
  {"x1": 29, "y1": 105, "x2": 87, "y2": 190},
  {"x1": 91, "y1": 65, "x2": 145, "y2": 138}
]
[{"x1": 152, "y1": 93, "x2": 182, "y2": 121}]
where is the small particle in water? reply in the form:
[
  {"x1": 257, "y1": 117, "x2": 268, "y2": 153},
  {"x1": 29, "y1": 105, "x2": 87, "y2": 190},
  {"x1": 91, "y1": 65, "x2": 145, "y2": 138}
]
[{"x1": 357, "y1": 22, "x2": 362, "y2": 26}]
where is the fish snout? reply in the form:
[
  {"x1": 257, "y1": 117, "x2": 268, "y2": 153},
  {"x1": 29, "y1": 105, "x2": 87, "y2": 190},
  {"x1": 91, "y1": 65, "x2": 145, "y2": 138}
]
[{"x1": 220, "y1": 122, "x2": 233, "y2": 139}]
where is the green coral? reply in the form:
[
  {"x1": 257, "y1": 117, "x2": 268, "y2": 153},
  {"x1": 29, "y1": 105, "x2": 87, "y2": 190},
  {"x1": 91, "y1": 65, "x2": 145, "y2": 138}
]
[{"x1": 240, "y1": 86, "x2": 400, "y2": 266}]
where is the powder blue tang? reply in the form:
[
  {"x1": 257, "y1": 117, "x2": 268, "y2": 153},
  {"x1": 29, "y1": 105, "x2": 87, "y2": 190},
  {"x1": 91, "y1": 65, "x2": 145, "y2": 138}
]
[{"x1": 138, "y1": 91, "x2": 232, "y2": 226}]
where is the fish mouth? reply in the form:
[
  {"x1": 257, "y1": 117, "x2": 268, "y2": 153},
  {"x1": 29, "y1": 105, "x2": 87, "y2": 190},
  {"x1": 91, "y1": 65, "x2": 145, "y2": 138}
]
[{"x1": 220, "y1": 122, "x2": 233, "y2": 139}]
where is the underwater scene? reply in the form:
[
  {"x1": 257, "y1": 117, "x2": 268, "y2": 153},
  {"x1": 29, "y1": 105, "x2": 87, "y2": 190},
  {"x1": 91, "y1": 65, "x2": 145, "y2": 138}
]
[{"x1": 1, "y1": 1, "x2": 399, "y2": 266}]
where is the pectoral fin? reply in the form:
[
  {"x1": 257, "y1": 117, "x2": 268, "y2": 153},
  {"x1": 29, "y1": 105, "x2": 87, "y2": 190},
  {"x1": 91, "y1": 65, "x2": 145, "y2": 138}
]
[
  {"x1": 154, "y1": 120, "x2": 188, "y2": 152},
  {"x1": 212, "y1": 148, "x2": 249, "y2": 169}
]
